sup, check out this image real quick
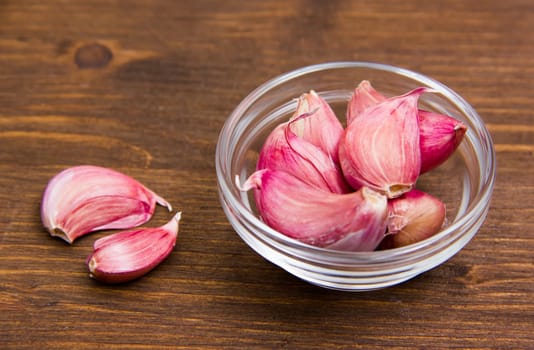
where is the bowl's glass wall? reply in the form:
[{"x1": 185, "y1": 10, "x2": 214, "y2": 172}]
[{"x1": 216, "y1": 62, "x2": 495, "y2": 291}]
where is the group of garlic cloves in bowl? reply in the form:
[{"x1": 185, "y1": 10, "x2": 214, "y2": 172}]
[
  {"x1": 238, "y1": 81, "x2": 464, "y2": 251},
  {"x1": 217, "y1": 62, "x2": 496, "y2": 291}
]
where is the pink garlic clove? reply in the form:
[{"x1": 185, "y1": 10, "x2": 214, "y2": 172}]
[
  {"x1": 238, "y1": 169, "x2": 388, "y2": 251},
  {"x1": 346, "y1": 80, "x2": 387, "y2": 125},
  {"x1": 257, "y1": 121, "x2": 350, "y2": 194},
  {"x1": 87, "y1": 212, "x2": 181, "y2": 284},
  {"x1": 289, "y1": 90, "x2": 344, "y2": 163},
  {"x1": 339, "y1": 88, "x2": 426, "y2": 198},
  {"x1": 346, "y1": 80, "x2": 468, "y2": 174},
  {"x1": 41, "y1": 165, "x2": 172, "y2": 244},
  {"x1": 419, "y1": 110, "x2": 467, "y2": 173},
  {"x1": 379, "y1": 189, "x2": 446, "y2": 249}
]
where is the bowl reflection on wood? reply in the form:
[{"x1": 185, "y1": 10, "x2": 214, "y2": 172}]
[{"x1": 216, "y1": 62, "x2": 496, "y2": 291}]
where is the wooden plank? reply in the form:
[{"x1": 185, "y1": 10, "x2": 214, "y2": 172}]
[{"x1": 0, "y1": 1, "x2": 533, "y2": 349}]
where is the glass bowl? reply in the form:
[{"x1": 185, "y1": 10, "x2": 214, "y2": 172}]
[{"x1": 215, "y1": 62, "x2": 496, "y2": 291}]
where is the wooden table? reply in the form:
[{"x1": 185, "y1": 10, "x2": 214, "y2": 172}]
[{"x1": 1, "y1": 1, "x2": 533, "y2": 349}]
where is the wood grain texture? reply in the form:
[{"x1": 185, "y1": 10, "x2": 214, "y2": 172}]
[{"x1": 0, "y1": 0, "x2": 533, "y2": 349}]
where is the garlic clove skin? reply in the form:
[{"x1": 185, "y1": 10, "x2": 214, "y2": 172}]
[
  {"x1": 419, "y1": 110, "x2": 467, "y2": 173},
  {"x1": 289, "y1": 90, "x2": 344, "y2": 163},
  {"x1": 346, "y1": 80, "x2": 387, "y2": 125},
  {"x1": 238, "y1": 169, "x2": 388, "y2": 251},
  {"x1": 257, "y1": 121, "x2": 350, "y2": 194},
  {"x1": 379, "y1": 190, "x2": 446, "y2": 249},
  {"x1": 339, "y1": 88, "x2": 425, "y2": 198},
  {"x1": 87, "y1": 212, "x2": 181, "y2": 284},
  {"x1": 41, "y1": 165, "x2": 172, "y2": 244}
]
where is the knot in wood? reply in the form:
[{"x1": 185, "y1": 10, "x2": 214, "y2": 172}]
[{"x1": 75, "y1": 43, "x2": 113, "y2": 69}]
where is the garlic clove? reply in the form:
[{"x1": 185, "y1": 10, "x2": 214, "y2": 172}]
[
  {"x1": 379, "y1": 189, "x2": 446, "y2": 249},
  {"x1": 339, "y1": 88, "x2": 425, "y2": 198},
  {"x1": 238, "y1": 169, "x2": 388, "y2": 251},
  {"x1": 257, "y1": 121, "x2": 350, "y2": 194},
  {"x1": 346, "y1": 80, "x2": 387, "y2": 125},
  {"x1": 87, "y1": 212, "x2": 181, "y2": 283},
  {"x1": 419, "y1": 110, "x2": 467, "y2": 173},
  {"x1": 289, "y1": 90, "x2": 344, "y2": 163},
  {"x1": 41, "y1": 165, "x2": 172, "y2": 244},
  {"x1": 346, "y1": 80, "x2": 467, "y2": 174}
]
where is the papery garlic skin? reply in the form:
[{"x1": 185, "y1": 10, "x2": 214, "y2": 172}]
[
  {"x1": 257, "y1": 122, "x2": 350, "y2": 194},
  {"x1": 289, "y1": 90, "x2": 344, "y2": 163},
  {"x1": 339, "y1": 88, "x2": 425, "y2": 198},
  {"x1": 87, "y1": 212, "x2": 181, "y2": 284},
  {"x1": 379, "y1": 190, "x2": 446, "y2": 249},
  {"x1": 419, "y1": 110, "x2": 467, "y2": 173},
  {"x1": 41, "y1": 165, "x2": 172, "y2": 244},
  {"x1": 238, "y1": 169, "x2": 388, "y2": 251}
]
